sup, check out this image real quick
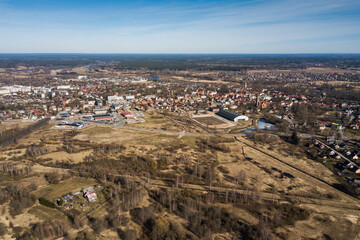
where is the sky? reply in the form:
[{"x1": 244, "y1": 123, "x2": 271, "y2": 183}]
[{"x1": 0, "y1": 0, "x2": 360, "y2": 53}]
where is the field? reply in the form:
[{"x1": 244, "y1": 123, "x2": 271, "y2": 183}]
[
  {"x1": 74, "y1": 126, "x2": 179, "y2": 145},
  {"x1": 28, "y1": 205, "x2": 68, "y2": 221},
  {"x1": 0, "y1": 120, "x2": 34, "y2": 131},
  {"x1": 193, "y1": 116, "x2": 226, "y2": 125},
  {"x1": 127, "y1": 112, "x2": 184, "y2": 132},
  {"x1": 38, "y1": 150, "x2": 93, "y2": 164},
  {"x1": 34, "y1": 177, "x2": 97, "y2": 200}
]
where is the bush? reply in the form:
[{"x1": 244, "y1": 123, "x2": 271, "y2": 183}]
[
  {"x1": 67, "y1": 209, "x2": 84, "y2": 228},
  {"x1": 89, "y1": 217, "x2": 106, "y2": 234},
  {"x1": 122, "y1": 229, "x2": 137, "y2": 240},
  {"x1": 289, "y1": 131, "x2": 300, "y2": 145},
  {"x1": 0, "y1": 223, "x2": 7, "y2": 237},
  {"x1": 39, "y1": 198, "x2": 56, "y2": 208},
  {"x1": 44, "y1": 172, "x2": 61, "y2": 184},
  {"x1": 196, "y1": 138, "x2": 231, "y2": 153},
  {"x1": 58, "y1": 198, "x2": 64, "y2": 206},
  {"x1": 75, "y1": 231, "x2": 96, "y2": 240}
]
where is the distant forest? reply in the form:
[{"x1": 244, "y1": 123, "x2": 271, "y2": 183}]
[{"x1": 0, "y1": 54, "x2": 360, "y2": 70}]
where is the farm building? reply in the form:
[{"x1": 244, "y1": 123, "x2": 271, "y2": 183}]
[
  {"x1": 84, "y1": 191, "x2": 97, "y2": 202},
  {"x1": 216, "y1": 109, "x2": 249, "y2": 122},
  {"x1": 83, "y1": 187, "x2": 97, "y2": 202},
  {"x1": 93, "y1": 114, "x2": 113, "y2": 121}
]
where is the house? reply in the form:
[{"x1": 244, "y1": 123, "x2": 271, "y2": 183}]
[
  {"x1": 83, "y1": 187, "x2": 97, "y2": 202},
  {"x1": 84, "y1": 191, "x2": 97, "y2": 202},
  {"x1": 344, "y1": 150, "x2": 352, "y2": 156},
  {"x1": 349, "y1": 166, "x2": 360, "y2": 174},
  {"x1": 327, "y1": 150, "x2": 335, "y2": 156},
  {"x1": 319, "y1": 152, "x2": 327, "y2": 159},
  {"x1": 216, "y1": 109, "x2": 249, "y2": 122},
  {"x1": 350, "y1": 153, "x2": 359, "y2": 160}
]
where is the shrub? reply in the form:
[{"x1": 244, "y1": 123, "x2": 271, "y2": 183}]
[
  {"x1": 44, "y1": 172, "x2": 61, "y2": 184},
  {"x1": 39, "y1": 198, "x2": 56, "y2": 208},
  {"x1": 89, "y1": 217, "x2": 106, "y2": 234},
  {"x1": 0, "y1": 223, "x2": 7, "y2": 237},
  {"x1": 58, "y1": 198, "x2": 64, "y2": 206}
]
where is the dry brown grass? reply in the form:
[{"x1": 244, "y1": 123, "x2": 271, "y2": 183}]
[
  {"x1": 38, "y1": 150, "x2": 93, "y2": 164},
  {"x1": 128, "y1": 113, "x2": 184, "y2": 132},
  {"x1": 34, "y1": 177, "x2": 97, "y2": 200},
  {"x1": 74, "y1": 126, "x2": 178, "y2": 145},
  {"x1": 193, "y1": 116, "x2": 226, "y2": 126}
]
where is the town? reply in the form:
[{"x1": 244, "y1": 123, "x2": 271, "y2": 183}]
[{"x1": 0, "y1": 54, "x2": 359, "y2": 240}]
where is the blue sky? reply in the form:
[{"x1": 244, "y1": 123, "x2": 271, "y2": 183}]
[{"x1": 0, "y1": 0, "x2": 359, "y2": 53}]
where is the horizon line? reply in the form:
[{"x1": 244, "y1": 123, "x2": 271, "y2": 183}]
[{"x1": 1, "y1": 52, "x2": 360, "y2": 55}]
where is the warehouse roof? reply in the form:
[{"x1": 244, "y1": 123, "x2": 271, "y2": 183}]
[{"x1": 216, "y1": 109, "x2": 240, "y2": 121}]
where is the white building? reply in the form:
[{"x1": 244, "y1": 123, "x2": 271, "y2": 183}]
[{"x1": 125, "y1": 95, "x2": 135, "y2": 100}]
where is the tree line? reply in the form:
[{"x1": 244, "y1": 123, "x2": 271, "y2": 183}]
[{"x1": 0, "y1": 118, "x2": 50, "y2": 148}]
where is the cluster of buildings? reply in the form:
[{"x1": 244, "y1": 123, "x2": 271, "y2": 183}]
[
  {"x1": 0, "y1": 73, "x2": 359, "y2": 133},
  {"x1": 308, "y1": 139, "x2": 360, "y2": 188},
  {"x1": 57, "y1": 186, "x2": 98, "y2": 211}
]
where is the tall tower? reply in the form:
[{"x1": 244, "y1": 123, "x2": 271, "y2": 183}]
[{"x1": 256, "y1": 94, "x2": 260, "y2": 108}]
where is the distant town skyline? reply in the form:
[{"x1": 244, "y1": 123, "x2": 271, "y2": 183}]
[{"x1": 0, "y1": 0, "x2": 360, "y2": 53}]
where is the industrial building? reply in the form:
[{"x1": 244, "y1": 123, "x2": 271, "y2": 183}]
[
  {"x1": 216, "y1": 109, "x2": 249, "y2": 122},
  {"x1": 93, "y1": 114, "x2": 113, "y2": 121}
]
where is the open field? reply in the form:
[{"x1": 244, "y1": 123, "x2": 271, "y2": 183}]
[
  {"x1": 0, "y1": 120, "x2": 35, "y2": 131},
  {"x1": 74, "y1": 126, "x2": 178, "y2": 145},
  {"x1": 4, "y1": 122, "x2": 61, "y2": 147},
  {"x1": 193, "y1": 116, "x2": 226, "y2": 125},
  {"x1": 127, "y1": 112, "x2": 184, "y2": 132},
  {"x1": 34, "y1": 177, "x2": 97, "y2": 200},
  {"x1": 28, "y1": 205, "x2": 68, "y2": 221},
  {"x1": 38, "y1": 150, "x2": 93, "y2": 164}
]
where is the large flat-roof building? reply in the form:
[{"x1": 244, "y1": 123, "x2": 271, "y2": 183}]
[
  {"x1": 216, "y1": 109, "x2": 249, "y2": 122},
  {"x1": 93, "y1": 114, "x2": 113, "y2": 121}
]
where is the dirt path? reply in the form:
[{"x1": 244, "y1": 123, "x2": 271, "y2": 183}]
[{"x1": 145, "y1": 178, "x2": 360, "y2": 211}]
